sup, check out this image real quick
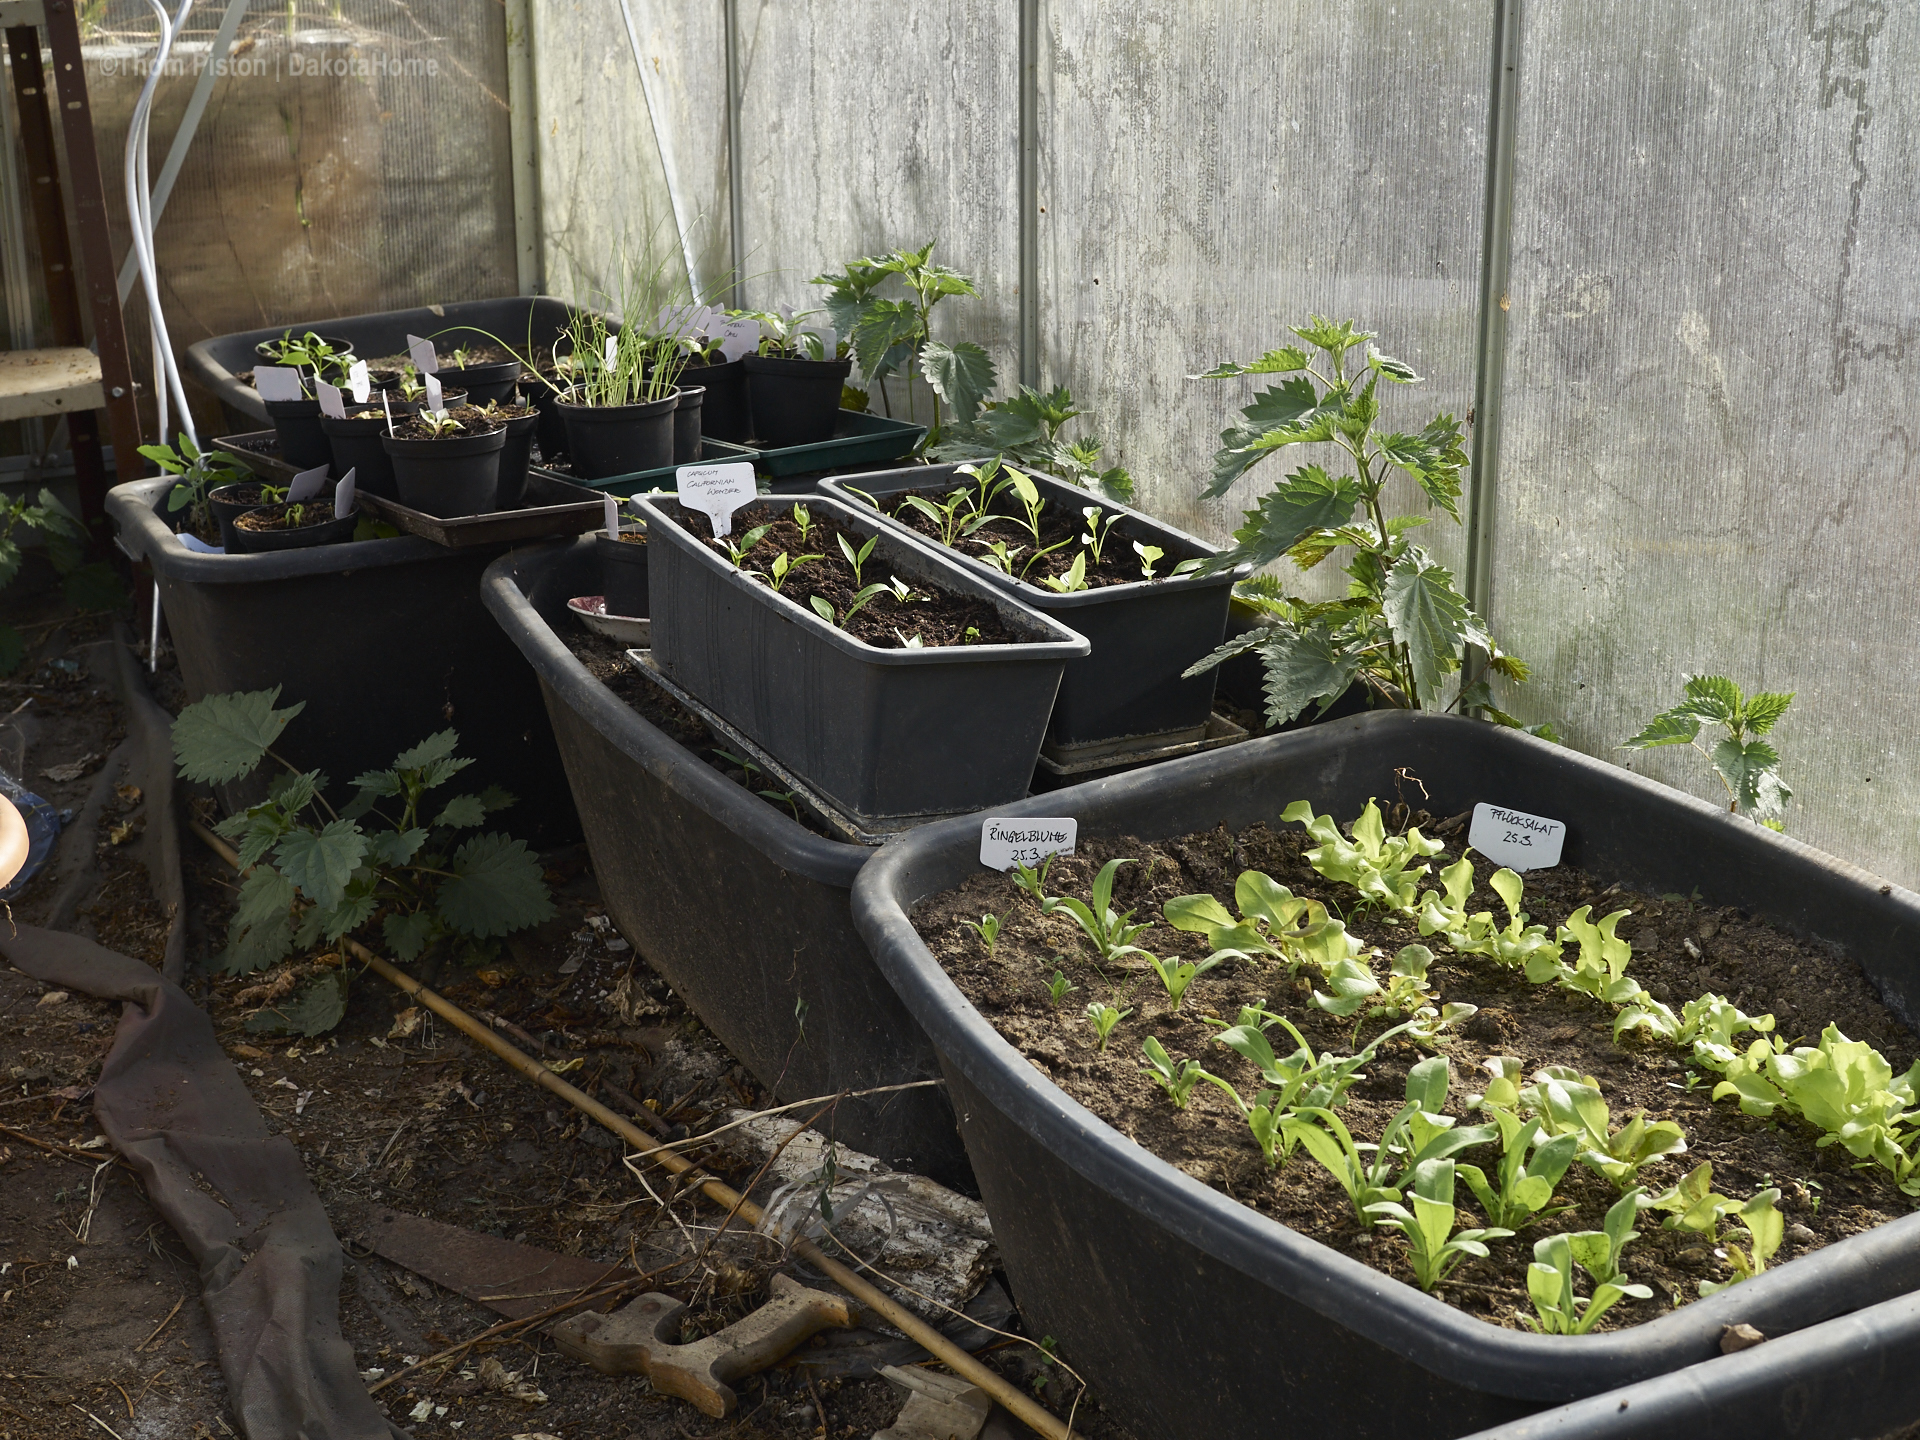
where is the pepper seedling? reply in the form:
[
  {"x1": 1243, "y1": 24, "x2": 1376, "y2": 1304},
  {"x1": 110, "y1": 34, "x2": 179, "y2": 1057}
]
[
  {"x1": 1366, "y1": 1158, "x2": 1514, "y2": 1293},
  {"x1": 1040, "y1": 550, "x2": 1090, "y2": 594},
  {"x1": 809, "y1": 579, "x2": 904, "y2": 629},
  {"x1": 1081, "y1": 505, "x2": 1122, "y2": 565},
  {"x1": 760, "y1": 549, "x2": 822, "y2": 594},
  {"x1": 791, "y1": 503, "x2": 814, "y2": 543},
  {"x1": 723, "y1": 523, "x2": 773, "y2": 567},
  {"x1": 980, "y1": 539, "x2": 1027, "y2": 576},
  {"x1": 838, "y1": 531, "x2": 879, "y2": 586},
  {"x1": 1133, "y1": 540, "x2": 1165, "y2": 579},
  {"x1": 1055, "y1": 858, "x2": 1151, "y2": 963},
  {"x1": 1085, "y1": 1000, "x2": 1130, "y2": 1051}
]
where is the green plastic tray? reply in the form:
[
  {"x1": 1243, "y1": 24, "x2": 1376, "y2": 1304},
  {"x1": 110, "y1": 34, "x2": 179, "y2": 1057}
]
[{"x1": 745, "y1": 409, "x2": 927, "y2": 477}]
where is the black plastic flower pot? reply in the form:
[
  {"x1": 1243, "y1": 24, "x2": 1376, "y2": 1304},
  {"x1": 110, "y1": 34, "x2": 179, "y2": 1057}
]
[
  {"x1": 821, "y1": 466, "x2": 1247, "y2": 752},
  {"x1": 262, "y1": 396, "x2": 332, "y2": 470},
  {"x1": 850, "y1": 710, "x2": 1920, "y2": 1440},
  {"x1": 477, "y1": 535, "x2": 969, "y2": 1183},
  {"x1": 107, "y1": 477, "x2": 578, "y2": 846},
  {"x1": 556, "y1": 389, "x2": 679, "y2": 479},
  {"x1": 672, "y1": 386, "x2": 704, "y2": 464},
  {"x1": 320, "y1": 412, "x2": 402, "y2": 497},
  {"x1": 633, "y1": 493, "x2": 1090, "y2": 827},
  {"x1": 530, "y1": 380, "x2": 568, "y2": 464},
  {"x1": 742, "y1": 355, "x2": 853, "y2": 447},
  {"x1": 226, "y1": 502, "x2": 359, "y2": 554},
  {"x1": 494, "y1": 408, "x2": 541, "y2": 509},
  {"x1": 382, "y1": 426, "x2": 507, "y2": 519},
  {"x1": 682, "y1": 357, "x2": 749, "y2": 441},
  {"x1": 437, "y1": 358, "x2": 521, "y2": 404},
  {"x1": 208, "y1": 481, "x2": 282, "y2": 549},
  {"x1": 595, "y1": 527, "x2": 649, "y2": 617}
]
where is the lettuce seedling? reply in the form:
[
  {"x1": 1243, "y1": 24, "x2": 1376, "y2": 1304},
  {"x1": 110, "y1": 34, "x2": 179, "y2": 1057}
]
[
  {"x1": 1056, "y1": 858, "x2": 1151, "y2": 962},
  {"x1": 1521, "y1": 1066, "x2": 1689, "y2": 1190},
  {"x1": 1141, "y1": 1037, "x2": 1214, "y2": 1109},
  {"x1": 1647, "y1": 1162, "x2": 1737, "y2": 1240},
  {"x1": 1699, "y1": 1188, "x2": 1784, "y2": 1296},
  {"x1": 1085, "y1": 1001, "x2": 1130, "y2": 1051},
  {"x1": 1415, "y1": 853, "x2": 1477, "y2": 938},
  {"x1": 1312, "y1": 944, "x2": 1444, "y2": 1022},
  {"x1": 1144, "y1": 951, "x2": 1221, "y2": 1009},
  {"x1": 1382, "y1": 1057, "x2": 1501, "y2": 1184},
  {"x1": 1282, "y1": 798, "x2": 1444, "y2": 915},
  {"x1": 1457, "y1": 1114, "x2": 1580, "y2": 1231},
  {"x1": 965, "y1": 913, "x2": 1001, "y2": 956},
  {"x1": 1045, "y1": 969, "x2": 1077, "y2": 1007},
  {"x1": 1614, "y1": 991, "x2": 1776, "y2": 1061},
  {"x1": 1448, "y1": 869, "x2": 1563, "y2": 972},
  {"x1": 1210, "y1": 1009, "x2": 1416, "y2": 1116},
  {"x1": 1366, "y1": 1158, "x2": 1514, "y2": 1292},
  {"x1": 1524, "y1": 1231, "x2": 1651, "y2": 1335},
  {"x1": 1163, "y1": 870, "x2": 1362, "y2": 975},
  {"x1": 1541, "y1": 905, "x2": 1640, "y2": 1001}
]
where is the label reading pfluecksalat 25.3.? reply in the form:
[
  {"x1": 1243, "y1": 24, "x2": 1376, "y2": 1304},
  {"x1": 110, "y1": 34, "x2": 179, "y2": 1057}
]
[
  {"x1": 980, "y1": 818, "x2": 1077, "y2": 872},
  {"x1": 1468, "y1": 802, "x2": 1566, "y2": 872}
]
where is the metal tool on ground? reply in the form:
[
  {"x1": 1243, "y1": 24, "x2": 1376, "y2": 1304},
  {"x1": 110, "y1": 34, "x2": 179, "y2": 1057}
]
[
  {"x1": 189, "y1": 819, "x2": 1077, "y2": 1440},
  {"x1": 362, "y1": 1207, "x2": 637, "y2": 1321},
  {"x1": 874, "y1": 1364, "x2": 993, "y2": 1440},
  {"x1": 553, "y1": 1272, "x2": 854, "y2": 1417}
]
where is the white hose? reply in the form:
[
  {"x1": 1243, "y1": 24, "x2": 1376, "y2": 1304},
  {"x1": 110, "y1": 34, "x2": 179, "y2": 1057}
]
[{"x1": 124, "y1": 0, "x2": 196, "y2": 450}]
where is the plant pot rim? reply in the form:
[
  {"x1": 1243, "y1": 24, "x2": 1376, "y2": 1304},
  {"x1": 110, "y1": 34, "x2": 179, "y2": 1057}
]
[
  {"x1": 850, "y1": 708, "x2": 1920, "y2": 1399},
  {"x1": 110, "y1": 476, "x2": 439, "y2": 578},
  {"x1": 380, "y1": 424, "x2": 509, "y2": 454},
  {"x1": 820, "y1": 464, "x2": 1251, "y2": 605},
  {"x1": 554, "y1": 386, "x2": 681, "y2": 415},
  {"x1": 631, "y1": 493, "x2": 1092, "y2": 666},
  {"x1": 742, "y1": 353, "x2": 853, "y2": 375}
]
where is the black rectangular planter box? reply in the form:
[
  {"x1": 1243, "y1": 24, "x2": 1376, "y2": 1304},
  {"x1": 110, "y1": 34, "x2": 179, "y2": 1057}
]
[
  {"x1": 632, "y1": 493, "x2": 1089, "y2": 827},
  {"x1": 819, "y1": 465, "x2": 1245, "y2": 753},
  {"x1": 851, "y1": 710, "x2": 1920, "y2": 1440},
  {"x1": 477, "y1": 536, "x2": 969, "y2": 1183}
]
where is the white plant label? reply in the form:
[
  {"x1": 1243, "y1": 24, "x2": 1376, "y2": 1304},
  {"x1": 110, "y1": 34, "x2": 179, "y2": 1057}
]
[
  {"x1": 381, "y1": 390, "x2": 395, "y2": 435},
  {"x1": 347, "y1": 358, "x2": 371, "y2": 404},
  {"x1": 287, "y1": 464, "x2": 329, "y2": 504},
  {"x1": 422, "y1": 372, "x2": 445, "y2": 413},
  {"x1": 178, "y1": 532, "x2": 222, "y2": 554},
  {"x1": 253, "y1": 364, "x2": 303, "y2": 402},
  {"x1": 800, "y1": 325, "x2": 836, "y2": 361},
  {"x1": 406, "y1": 334, "x2": 439, "y2": 374},
  {"x1": 677, "y1": 461, "x2": 756, "y2": 537},
  {"x1": 604, "y1": 336, "x2": 619, "y2": 371},
  {"x1": 1468, "y1": 802, "x2": 1566, "y2": 872},
  {"x1": 603, "y1": 493, "x2": 620, "y2": 539},
  {"x1": 980, "y1": 817, "x2": 1078, "y2": 872},
  {"x1": 334, "y1": 468, "x2": 356, "y2": 517},
  {"x1": 717, "y1": 320, "x2": 758, "y2": 363},
  {"x1": 316, "y1": 379, "x2": 346, "y2": 419}
]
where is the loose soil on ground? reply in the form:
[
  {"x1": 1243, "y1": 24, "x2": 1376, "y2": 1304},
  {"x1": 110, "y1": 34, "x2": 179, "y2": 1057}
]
[{"x1": 913, "y1": 819, "x2": 1920, "y2": 1332}]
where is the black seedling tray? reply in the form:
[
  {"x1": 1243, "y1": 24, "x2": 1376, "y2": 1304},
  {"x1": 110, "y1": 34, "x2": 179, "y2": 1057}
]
[
  {"x1": 1035, "y1": 710, "x2": 1248, "y2": 775},
  {"x1": 530, "y1": 438, "x2": 758, "y2": 498},
  {"x1": 358, "y1": 472, "x2": 606, "y2": 549}
]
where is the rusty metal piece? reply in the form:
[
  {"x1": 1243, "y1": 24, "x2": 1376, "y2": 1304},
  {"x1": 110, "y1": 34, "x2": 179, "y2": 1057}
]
[
  {"x1": 551, "y1": 1272, "x2": 855, "y2": 1417},
  {"x1": 362, "y1": 1207, "x2": 634, "y2": 1320}
]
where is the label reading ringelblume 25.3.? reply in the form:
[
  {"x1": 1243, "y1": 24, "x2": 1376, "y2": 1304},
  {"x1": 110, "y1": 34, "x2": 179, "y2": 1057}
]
[
  {"x1": 1468, "y1": 802, "x2": 1566, "y2": 872},
  {"x1": 980, "y1": 817, "x2": 1078, "y2": 872}
]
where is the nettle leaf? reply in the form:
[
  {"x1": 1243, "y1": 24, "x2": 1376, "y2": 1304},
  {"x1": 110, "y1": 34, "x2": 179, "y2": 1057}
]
[
  {"x1": 1258, "y1": 621, "x2": 1364, "y2": 725},
  {"x1": 436, "y1": 833, "x2": 556, "y2": 938},
  {"x1": 1292, "y1": 316, "x2": 1372, "y2": 355},
  {"x1": 1241, "y1": 375, "x2": 1322, "y2": 430},
  {"x1": 1675, "y1": 675, "x2": 1741, "y2": 725},
  {"x1": 173, "y1": 688, "x2": 306, "y2": 784},
  {"x1": 319, "y1": 883, "x2": 378, "y2": 941},
  {"x1": 852, "y1": 299, "x2": 923, "y2": 380},
  {"x1": 222, "y1": 867, "x2": 298, "y2": 975},
  {"x1": 476, "y1": 785, "x2": 517, "y2": 813},
  {"x1": 419, "y1": 755, "x2": 476, "y2": 791},
  {"x1": 434, "y1": 794, "x2": 487, "y2": 830},
  {"x1": 383, "y1": 908, "x2": 439, "y2": 962},
  {"x1": 267, "y1": 768, "x2": 324, "y2": 813},
  {"x1": 1713, "y1": 738, "x2": 1790, "y2": 818},
  {"x1": 231, "y1": 811, "x2": 296, "y2": 870},
  {"x1": 1381, "y1": 554, "x2": 1477, "y2": 707},
  {"x1": 1376, "y1": 416, "x2": 1467, "y2": 521},
  {"x1": 1622, "y1": 710, "x2": 1700, "y2": 749},
  {"x1": 920, "y1": 341, "x2": 998, "y2": 425},
  {"x1": 1190, "y1": 346, "x2": 1311, "y2": 380},
  {"x1": 1207, "y1": 424, "x2": 1272, "y2": 496},
  {"x1": 1181, "y1": 627, "x2": 1268, "y2": 679},
  {"x1": 1743, "y1": 691, "x2": 1795, "y2": 734},
  {"x1": 1367, "y1": 345, "x2": 1421, "y2": 383},
  {"x1": 366, "y1": 827, "x2": 428, "y2": 867},
  {"x1": 60, "y1": 562, "x2": 125, "y2": 613},
  {"x1": 349, "y1": 767, "x2": 404, "y2": 798},
  {"x1": 274, "y1": 819, "x2": 368, "y2": 911},
  {"x1": 392, "y1": 730, "x2": 461, "y2": 773},
  {"x1": 1197, "y1": 466, "x2": 1362, "y2": 577},
  {"x1": 245, "y1": 970, "x2": 348, "y2": 1037}
]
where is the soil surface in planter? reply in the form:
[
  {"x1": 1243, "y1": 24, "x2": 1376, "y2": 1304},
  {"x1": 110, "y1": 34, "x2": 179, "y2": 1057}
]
[
  {"x1": 912, "y1": 817, "x2": 1920, "y2": 1330},
  {"x1": 668, "y1": 502, "x2": 1021, "y2": 649},
  {"x1": 390, "y1": 405, "x2": 505, "y2": 442},
  {"x1": 879, "y1": 485, "x2": 1184, "y2": 591},
  {"x1": 233, "y1": 500, "x2": 344, "y2": 533},
  {"x1": 366, "y1": 343, "x2": 518, "y2": 371}
]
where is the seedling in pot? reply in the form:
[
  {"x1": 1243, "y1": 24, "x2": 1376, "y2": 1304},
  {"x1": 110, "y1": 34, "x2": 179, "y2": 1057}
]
[
  {"x1": 1283, "y1": 798, "x2": 1443, "y2": 916},
  {"x1": 1521, "y1": 1067, "x2": 1689, "y2": 1190},
  {"x1": 1699, "y1": 1189, "x2": 1784, "y2": 1295},
  {"x1": 1085, "y1": 1001, "x2": 1130, "y2": 1051},
  {"x1": 1208, "y1": 1012, "x2": 1415, "y2": 1164},
  {"x1": 1537, "y1": 904, "x2": 1639, "y2": 1000},
  {"x1": 1056, "y1": 859, "x2": 1151, "y2": 963},
  {"x1": 140, "y1": 432, "x2": 249, "y2": 544},
  {"x1": 1456, "y1": 1111, "x2": 1580, "y2": 1231},
  {"x1": 1081, "y1": 506, "x2": 1123, "y2": 566},
  {"x1": 980, "y1": 539, "x2": 1027, "y2": 577},
  {"x1": 1622, "y1": 674, "x2": 1794, "y2": 828},
  {"x1": 1366, "y1": 1159, "x2": 1513, "y2": 1293},
  {"x1": 965, "y1": 912, "x2": 1001, "y2": 957},
  {"x1": 838, "y1": 531, "x2": 878, "y2": 586},
  {"x1": 757, "y1": 550, "x2": 822, "y2": 594},
  {"x1": 1133, "y1": 541, "x2": 1165, "y2": 580},
  {"x1": 809, "y1": 580, "x2": 905, "y2": 629},
  {"x1": 1141, "y1": 1037, "x2": 1215, "y2": 1110},
  {"x1": 1524, "y1": 1229, "x2": 1652, "y2": 1335},
  {"x1": 722, "y1": 523, "x2": 773, "y2": 567},
  {"x1": 1045, "y1": 969, "x2": 1077, "y2": 1007},
  {"x1": 1040, "y1": 550, "x2": 1090, "y2": 595},
  {"x1": 999, "y1": 467, "x2": 1074, "y2": 576},
  {"x1": 260, "y1": 328, "x2": 353, "y2": 382},
  {"x1": 791, "y1": 504, "x2": 815, "y2": 543},
  {"x1": 896, "y1": 489, "x2": 973, "y2": 550},
  {"x1": 1144, "y1": 951, "x2": 1221, "y2": 1010}
]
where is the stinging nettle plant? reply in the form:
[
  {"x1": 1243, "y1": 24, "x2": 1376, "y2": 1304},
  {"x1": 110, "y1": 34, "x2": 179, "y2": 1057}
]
[
  {"x1": 1182, "y1": 316, "x2": 1537, "y2": 729},
  {"x1": 1622, "y1": 675, "x2": 1794, "y2": 829}
]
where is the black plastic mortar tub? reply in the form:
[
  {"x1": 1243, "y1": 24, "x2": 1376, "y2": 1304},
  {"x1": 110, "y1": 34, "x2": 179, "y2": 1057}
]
[
  {"x1": 107, "y1": 477, "x2": 578, "y2": 846},
  {"x1": 633, "y1": 492, "x2": 1089, "y2": 827},
  {"x1": 821, "y1": 465, "x2": 1247, "y2": 753},
  {"x1": 743, "y1": 354, "x2": 853, "y2": 447},
  {"x1": 850, "y1": 709, "x2": 1920, "y2": 1440},
  {"x1": 557, "y1": 388, "x2": 679, "y2": 479},
  {"x1": 477, "y1": 535, "x2": 970, "y2": 1184},
  {"x1": 384, "y1": 425, "x2": 506, "y2": 518}
]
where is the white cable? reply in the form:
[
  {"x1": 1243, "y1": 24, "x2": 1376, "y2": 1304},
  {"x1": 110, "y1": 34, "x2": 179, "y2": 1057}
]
[{"x1": 124, "y1": 0, "x2": 196, "y2": 450}]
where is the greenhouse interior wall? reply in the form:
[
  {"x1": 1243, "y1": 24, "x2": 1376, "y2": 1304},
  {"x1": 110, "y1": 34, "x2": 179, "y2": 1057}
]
[{"x1": 4, "y1": 1, "x2": 1916, "y2": 888}]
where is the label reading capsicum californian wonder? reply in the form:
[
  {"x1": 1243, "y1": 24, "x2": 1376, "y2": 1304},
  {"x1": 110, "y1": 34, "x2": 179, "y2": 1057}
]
[
  {"x1": 1468, "y1": 802, "x2": 1566, "y2": 872},
  {"x1": 980, "y1": 818, "x2": 1077, "y2": 872}
]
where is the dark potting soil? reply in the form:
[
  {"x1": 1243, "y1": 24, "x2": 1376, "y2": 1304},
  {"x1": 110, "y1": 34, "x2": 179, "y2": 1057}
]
[
  {"x1": 911, "y1": 817, "x2": 1920, "y2": 1330},
  {"x1": 365, "y1": 342, "x2": 517, "y2": 370},
  {"x1": 390, "y1": 405, "x2": 505, "y2": 441},
  {"x1": 667, "y1": 502, "x2": 1022, "y2": 650},
  {"x1": 882, "y1": 485, "x2": 1176, "y2": 591},
  {"x1": 213, "y1": 480, "x2": 279, "y2": 505},
  {"x1": 233, "y1": 500, "x2": 343, "y2": 532}
]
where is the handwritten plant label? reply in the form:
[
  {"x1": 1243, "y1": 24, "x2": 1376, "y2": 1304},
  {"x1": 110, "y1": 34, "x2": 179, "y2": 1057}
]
[
  {"x1": 347, "y1": 358, "x2": 371, "y2": 404},
  {"x1": 799, "y1": 325, "x2": 836, "y2": 361},
  {"x1": 1468, "y1": 803, "x2": 1566, "y2": 872},
  {"x1": 677, "y1": 461, "x2": 756, "y2": 537},
  {"x1": 334, "y1": 467, "x2": 356, "y2": 517},
  {"x1": 406, "y1": 334, "x2": 439, "y2": 374},
  {"x1": 603, "y1": 492, "x2": 620, "y2": 539},
  {"x1": 717, "y1": 319, "x2": 759, "y2": 362},
  {"x1": 980, "y1": 817, "x2": 1078, "y2": 871},
  {"x1": 422, "y1": 372, "x2": 445, "y2": 413},
  {"x1": 287, "y1": 464, "x2": 329, "y2": 504},
  {"x1": 316, "y1": 379, "x2": 346, "y2": 419},
  {"x1": 253, "y1": 364, "x2": 303, "y2": 402}
]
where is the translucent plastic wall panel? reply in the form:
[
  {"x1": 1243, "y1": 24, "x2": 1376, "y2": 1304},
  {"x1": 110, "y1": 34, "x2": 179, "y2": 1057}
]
[
  {"x1": 1496, "y1": 4, "x2": 1920, "y2": 885},
  {"x1": 733, "y1": 2, "x2": 1019, "y2": 410},
  {"x1": 1038, "y1": 0, "x2": 1490, "y2": 589}
]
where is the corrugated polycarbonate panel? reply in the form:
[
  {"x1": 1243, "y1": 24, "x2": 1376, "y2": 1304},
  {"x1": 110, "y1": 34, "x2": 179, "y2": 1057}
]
[
  {"x1": 1495, "y1": 4, "x2": 1920, "y2": 885},
  {"x1": 1037, "y1": 0, "x2": 1491, "y2": 597},
  {"x1": 732, "y1": 1, "x2": 1020, "y2": 403}
]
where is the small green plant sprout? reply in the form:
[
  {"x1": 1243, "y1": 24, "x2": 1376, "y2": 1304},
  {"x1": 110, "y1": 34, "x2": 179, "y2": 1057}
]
[
  {"x1": 1282, "y1": 1106, "x2": 1404, "y2": 1224},
  {"x1": 1313, "y1": 944, "x2": 1449, "y2": 1028},
  {"x1": 1085, "y1": 1000, "x2": 1131, "y2": 1051},
  {"x1": 965, "y1": 912, "x2": 1001, "y2": 956},
  {"x1": 1416, "y1": 853, "x2": 1477, "y2": 937},
  {"x1": 1282, "y1": 798, "x2": 1444, "y2": 915},
  {"x1": 1523, "y1": 1229, "x2": 1653, "y2": 1335},
  {"x1": 980, "y1": 538, "x2": 1027, "y2": 576},
  {"x1": 1521, "y1": 1067, "x2": 1690, "y2": 1190},
  {"x1": 1366, "y1": 1158, "x2": 1514, "y2": 1293},
  {"x1": 1210, "y1": 1009, "x2": 1417, "y2": 1114},
  {"x1": 142, "y1": 433, "x2": 250, "y2": 543},
  {"x1": 1467, "y1": 1054, "x2": 1527, "y2": 1112},
  {"x1": 1003, "y1": 466, "x2": 1074, "y2": 571},
  {"x1": 415, "y1": 408, "x2": 466, "y2": 438},
  {"x1": 1647, "y1": 1162, "x2": 1739, "y2": 1240},
  {"x1": 1622, "y1": 675, "x2": 1794, "y2": 828},
  {"x1": 1133, "y1": 541, "x2": 1165, "y2": 579},
  {"x1": 1144, "y1": 951, "x2": 1222, "y2": 1010},
  {"x1": 1009, "y1": 854, "x2": 1061, "y2": 912},
  {"x1": 723, "y1": 522, "x2": 774, "y2": 567},
  {"x1": 896, "y1": 487, "x2": 974, "y2": 550},
  {"x1": 1045, "y1": 969, "x2": 1077, "y2": 1007},
  {"x1": 791, "y1": 503, "x2": 814, "y2": 542},
  {"x1": 1537, "y1": 904, "x2": 1639, "y2": 1000},
  {"x1": 953, "y1": 458, "x2": 1015, "y2": 519},
  {"x1": 838, "y1": 530, "x2": 878, "y2": 586},
  {"x1": 1141, "y1": 1036, "x2": 1216, "y2": 1109},
  {"x1": 1447, "y1": 868, "x2": 1564, "y2": 972},
  {"x1": 1164, "y1": 870, "x2": 1359, "y2": 973},
  {"x1": 761, "y1": 549, "x2": 822, "y2": 594},
  {"x1": 1698, "y1": 1189, "x2": 1786, "y2": 1297},
  {"x1": 1309, "y1": 956, "x2": 1382, "y2": 1018},
  {"x1": 1055, "y1": 858, "x2": 1151, "y2": 962},
  {"x1": 1040, "y1": 550, "x2": 1090, "y2": 594},
  {"x1": 1080, "y1": 505, "x2": 1122, "y2": 565},
  {"x1": 1457, "y1": 1114, "x2": 1581, "y2": 1231},
  {"x1": 1381, "y1": 1057, "x2": 1501, "y2": 1184},
  {"x1": 1613, "y1": 990, "x2": 1776, "y2": 1061},
  {"x1": 894, "y1": 629, "x2": 927, "y2": 649}
]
